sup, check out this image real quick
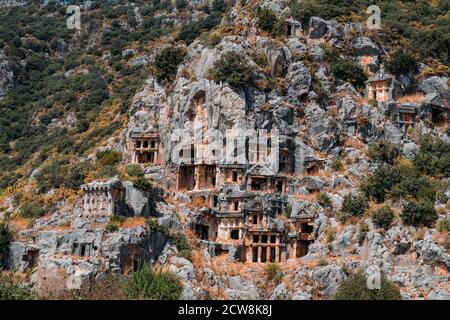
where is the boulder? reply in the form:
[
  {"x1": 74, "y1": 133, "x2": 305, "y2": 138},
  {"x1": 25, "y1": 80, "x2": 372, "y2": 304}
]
[
  {"x1": 351, "y1": 37, "x2": 383, "y2": 56},
  {"x1": 298, "y1": 176, "x2": 325, "y2": 192},
  {"x1": 308, "y1": 17, "x2": 340, "y2": 40},
  {"x1": 168, "y1": 256, "x2": 195, "y2": 281},
  {"x1": 415, "y1": 238, "x2": 449, "y2": 268},
  {"x1": 419, "y1": 76, "x2": 448, "y2": 99},
  {"x1": 267, "y1": 47, "x2": 291, "y2": 77},
  {"x1": 286, "y1": 61, "x2": 311, "y2": 100},
  {"x1": 310, "y1": 264, "x2": 347, "y2": 298},
  {"x1": 225, "y1": 276, "x2": 260, "y2": 300}
]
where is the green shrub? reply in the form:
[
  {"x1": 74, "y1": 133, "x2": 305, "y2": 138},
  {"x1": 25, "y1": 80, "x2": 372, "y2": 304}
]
[
  {"x1": 203, "y1": 33, "x2": 222, "y2": 48},
  {"x1": 97, "y1": 165, "x2": 119, "y2": 178},
  {"x1": 318, "y1": 192, "x2": 331, "y2": 207},
  {"x1": 154, "y1": 47, "x2": 186, "y2": 83},
  {"x1": 146, "y1": 219, "x2": 170, "y2": 237},
  {"x1": 385, "y1": 49, "x2": 419, "y2": 76},
  {"x1": 317, "y1": 258, "x2": 328, "y2": 266},
  {"x1": 175, "y1": 0, "x2": 188, "y2": 9},
  {"x1": 335, "y1": 272, "x2": 401, "y2": 300},
  {"x1": 133, "y1": 177, "x2": 152, "y2": 190},
  {"x1": 126, "y1": 164, "x2": 144, "y2": 177},
  {"x1": 265, "y1": 263, "x2": 282, "y2": 283},
  {"x1": 126, "y1": 265, "x2": 182, "y2": 300},
  {"x1": 325, "y1": 227, "x2": 336, "y2": 243},
  {"x1": 106, "y1": 215, "x2": 127, "y2": 232},
  {"x1": 0, "y1": 224, "x2": 12, "y2": 267},
  {"x1": 170, "y1": 231, "x2": 191, "y2": 253},
  {"x1": 176, "y1": 23, "x2": 200, "y2": 45},
  {"x1": 413, "y1": 134, "x2": 450, "y2": 178},
  {"x1": 402, "y1": 200, "x2": 437, "y2": 227},
  {"x1": 358, "y1": 221, "x2": 369, "y2": 244},
  {"x1": 19, "y1": 202, "x2": 46, "y2": 219},
  {"x1": 362, "y1": 166, "x2": 400, "y2": 203},
  {"x1": 97, "y1": 150, "x2": 122, "y2": 167},
  {"x1": 368, "y1": 140, "x2": 399, "y2": 165},
  {"x1": 332, "y1": 58, "x2": 367, "y2": 88},
  {"x1": 437, "y1": 219, "x2": 450, "y2": 233},
  {"x1": 210, "y1": 51, "x2": 255, "y2": 89},
  {"x1": 290, "y1": 0, "x2": 321, "y2": 22},
  {"x1": 255, "y1": 7, "x2": 283, "y2": 36},
  {"x1": 0, "y1": 273, "x2": 34, "y2": 300},
  {"x1": 338, "y1": 194, "x2": 369, "y2": 222},
  {"x1": 372, "y1": 206, "x2": 394, "y2": 230}
]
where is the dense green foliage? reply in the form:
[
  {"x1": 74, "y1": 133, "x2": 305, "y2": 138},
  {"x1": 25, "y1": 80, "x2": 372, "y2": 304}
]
[
  {"x1": 19, "y1": 202, "x2": 46, "y2": 219},
  {"x1": 265, "y1": 263, "x2": 282, "y2": 283},
  {"x1": 335, "y1": 272, "x2": 401, "y2": 300},
  {"x1": 126, "y1": 164, "x2": 144, "y2": 177},
  {"x1": 175, "y1": 1, "x2": 227, "y2": 44},
  {"x1": 210, "y1": 52, "x2": 255, "y2": 88},
  {"x1": 126, "y1": 265, "x2": 182, "y2": 300},
  {"x1": 362, "y1": 160, "x2": 447, "y2": 204},
  {"x1": 255, "y1": 7, "x2": 283, "y2": 36},
  {"x1": 368, "y1": 140, "x2": 399, "y2": 165},
  {"x1": 372, "y1": 206, "x2": 394, "y2": 230},
  {"x1": 413, "y1": 134, "x2": 450, "y2": 178},
  {"x1": 154, "y1": 47, "x2": 187, "y2": 83},
  {"x1": 317, "y1": 192, "x2": 331, "y2": 207},
  {"x1": 0, "y1": 224, "x2": 12, "y2": 267},
  {"x1": 332, "y1": 58, "x2": 367, "y2": 87},
  {"x1": 402, "y1": 200, "x2": 438, "y2": 227},
  {"x1": 385, "y1": 49, "x2": 419, "y2": 76},
  {"x1": 437, "y1": 219, "x2": 450, "y2": 233},
  {"x1": 0, "y1": 2, "x2": 154, "y2": 190}
]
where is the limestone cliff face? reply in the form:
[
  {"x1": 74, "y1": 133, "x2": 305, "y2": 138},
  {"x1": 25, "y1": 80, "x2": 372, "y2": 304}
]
[{"x1": 2, "y1": 0, "x2": 450, "y2": 300}]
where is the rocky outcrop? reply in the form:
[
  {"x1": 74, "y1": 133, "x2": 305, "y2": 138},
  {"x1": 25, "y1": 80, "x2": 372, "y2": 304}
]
[{"x1": 308, "y1": 17, "x2": 341, "y2": 41}]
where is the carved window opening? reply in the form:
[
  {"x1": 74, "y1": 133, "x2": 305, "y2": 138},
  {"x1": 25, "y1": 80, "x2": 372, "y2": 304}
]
[
  {"x1": 270, "y1": 235, "x2": 276, "y2": 243},
  {"x1": 261, "y1": 247, "x2": 267, "y2": 263},
  {"x1": 230, "y1": 229, "x2": 239, "y2": 240},
  {"x1": 252, "y1": 247, "x2": 258, "y2": 262}
]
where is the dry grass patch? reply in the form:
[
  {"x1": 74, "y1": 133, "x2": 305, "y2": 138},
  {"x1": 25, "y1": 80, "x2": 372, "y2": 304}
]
[
  {"x1": 397, "y1": 93, "x2": 426, "y2": 104},
  {"x1": 121, "y1": 217, "x2": 146, "y2": 228},
  {"x1": 8, "y1": 217, "x2": 30, "y2": 233}
]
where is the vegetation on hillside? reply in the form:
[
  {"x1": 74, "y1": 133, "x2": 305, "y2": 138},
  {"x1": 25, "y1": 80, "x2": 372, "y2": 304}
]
[{"x1": 335, "y1": 271, "x2": 401, "y2": 300}]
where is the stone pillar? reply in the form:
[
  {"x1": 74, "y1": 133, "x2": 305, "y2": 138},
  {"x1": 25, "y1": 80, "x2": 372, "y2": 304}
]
[
  {"x1": 83, "y1": 193, "x2": 88, "y2": 215},
  {"x1": 292, "y1": 240, "x2": 297, "y2": 259},
  {"x1": 107, "y1": 189, "x2": 113, "y2": 215}
]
